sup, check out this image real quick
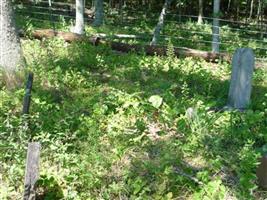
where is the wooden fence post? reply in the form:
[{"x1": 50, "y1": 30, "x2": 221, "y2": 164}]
[
  {"x1": 23, "y1": 142, "x2": 41, "y2": 200},
  {"x1": 22, "y1": 73, "x2": 34, "y2": 115}
]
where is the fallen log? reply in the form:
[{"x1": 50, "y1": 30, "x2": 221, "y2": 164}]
[
  {"x1": 22, "y1": 29, "x2": 231, "y2": 62},
  {"x1": 111, "y1": 42, "x2": 231, "y2": 62},
  {"x1": 28, "y1": 29, "x2": 100, "y2": 45}
]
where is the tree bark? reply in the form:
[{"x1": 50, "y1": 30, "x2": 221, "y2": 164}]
[
  {"x1": 71, "y1": 0, "x2": 85, "y2": 35},
  {"x1": 93, "y1": 0, "x2": 104, "y2": 26},
  {"x1": 151, "y1": 0, "x2": 172, "y2": 45},
  {"x1": 212, "y1": 0, "x2": 220, "y2": 53},
  {"x1": 198, "y1": 0, "x2": 204, "y2": 24},
  {"x1": 0, "y1": 0, "x2": 24, "y2": 72}
]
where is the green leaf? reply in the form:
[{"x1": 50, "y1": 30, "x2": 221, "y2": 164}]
[{"x1": 149, "y1": 95, "x2": 163, "y2": 109}]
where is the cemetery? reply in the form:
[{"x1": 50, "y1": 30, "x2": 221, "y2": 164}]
[{"x1": 1, "y1": 0, "x2": 267, "y2": 199}]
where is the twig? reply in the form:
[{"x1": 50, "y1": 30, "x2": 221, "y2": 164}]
[{"x1": 174, "y1": 167, "x2": 204, "y2": 185}]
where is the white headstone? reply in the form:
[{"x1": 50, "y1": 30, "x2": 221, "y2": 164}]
[{"x1": 227, "y1": 48, "x2": 255, "y2": 109}]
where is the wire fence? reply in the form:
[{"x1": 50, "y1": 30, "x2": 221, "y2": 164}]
[{"x1": 14, "y1": 1, "x2": 267, "y2": 66}]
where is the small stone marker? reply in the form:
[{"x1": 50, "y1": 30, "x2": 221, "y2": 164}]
[
  {"x1": 227, "y1": 48, "x2": 255, "y2": 109},
  {"x1": 23, "y1": 142, "x2": 41, "y2": 200}
]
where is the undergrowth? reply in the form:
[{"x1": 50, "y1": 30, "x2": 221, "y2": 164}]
[{"x1": 0, "y1": 38, "x2": 267, "y2": 199}]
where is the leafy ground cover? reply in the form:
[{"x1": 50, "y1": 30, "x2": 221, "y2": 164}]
[{"x1": 0, "y1": 35, "x2": 267, "y2": 199}]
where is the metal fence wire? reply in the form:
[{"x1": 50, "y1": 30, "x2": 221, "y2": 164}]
[{"x1": 14, "y1": 1, "x2": 267, "y2": 65}]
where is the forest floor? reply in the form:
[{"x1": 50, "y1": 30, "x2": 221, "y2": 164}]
[{"x1": 0, "y1": 36, "x2": 267, "y2": 199}]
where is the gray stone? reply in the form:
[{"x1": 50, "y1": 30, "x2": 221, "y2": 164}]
[{"x1": 227, "y1": 48, "x2": 255, "y2": 109}]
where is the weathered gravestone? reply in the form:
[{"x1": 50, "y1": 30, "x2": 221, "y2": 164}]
[{"x1": 227, "y1": 48, "x2": 255, "y2": 110}]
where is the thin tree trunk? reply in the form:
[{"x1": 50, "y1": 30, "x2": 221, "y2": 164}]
[
  {"x1": 93, "y1": 0, "x2": 104, "y2": 26},
  {"x1": 227, "y1": 0, "x2": 232, "y2": 12},
  {"x1": 119, "y1": 0, "x2": 123, "y2": 10},
  {"x1": 151, "y1": 0, "x2": 172, "y2": 45},
  {"x1": 148, "y1": 0, "x2": 152, "y2": 10},
  {"x1": 245, "y1": 0, "x2": 249, "y2": 22},
  {"x1": 71, "y1": 0, "x2": 85, "y2": 34},
  {"x1": 236, "y1": 0, "x2": 240, "y2": 19},
  {"x1": 177, "y1": 2, "x2": 181, "y2": 22},
  {"x1": 92, "y1": 0, "x2": 94, "y2": 8},
  {"x1": 257, "y1": 0, "x2": 264, "y2": 37},
  {"x1": 0, "y1": 0, "x2": 24, "y2": 72},
  {"x1": 119, "y1": 0, "x2": 123, "y2": 23},
  {"x1": 257, "y1": 0, "x2": 261, "y2": 22},
  {"x1": 198, "y1": 0, "x2": 204, "y2": 24},
  {"x1": 212, "y1": 0, "x2": 220, "y2": 53},
  {"x1": 249, "y1": 0, "x2": 254, "y2": 19}
]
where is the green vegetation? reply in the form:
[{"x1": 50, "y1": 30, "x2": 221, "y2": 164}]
[
  {"x1": 1, "y1": 1, "x2": 267, "y2": 199},
  {"x1": 0, "y1": 36, "x2": 267, "y2": 199}
]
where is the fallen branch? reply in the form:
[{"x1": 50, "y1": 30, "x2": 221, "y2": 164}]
[{"x1": 174, "y1": 167, "x2": 204, "y2": 185}]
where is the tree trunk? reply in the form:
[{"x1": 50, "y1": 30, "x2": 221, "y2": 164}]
[
  {"x1": 245, "y1": 0, "x2": 249, "y2": 22},
  {"x1": 151, "y1": 0, "x2": 172, "y2": 45},
  {"x1": 236, "y1": 0, "x2": 240, "y2": 19},
  {"x1": 249, "y1": 0, "x2": 254, "y2": 19},
  {"x1": 91, "y1": 0, "x2": 95, "y2": 8},
  {"x1": 257, "y1": 0, "x2": 261, "y2": 22},
  {"x1": 93, "y1": 0, "x2": 104, "y2": 26},
  {"x1": 198, "y1": 0, "x2": 204, "y2": 24},
  {"x1": 71, "y1": 0, "x2": 85, "y2": 34},
  {"x1": 119, "y1": 0, "x2": 123, "y2": 23},
  {"x1": 227, "y1": 0, "x2": 232, "y2": 12},
  {"x1": 212, "y1": 0, "x2": 220, "y2": 53},
  {"x1": 0, "y1": 0, "x2": 24, "y2": 72}
]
